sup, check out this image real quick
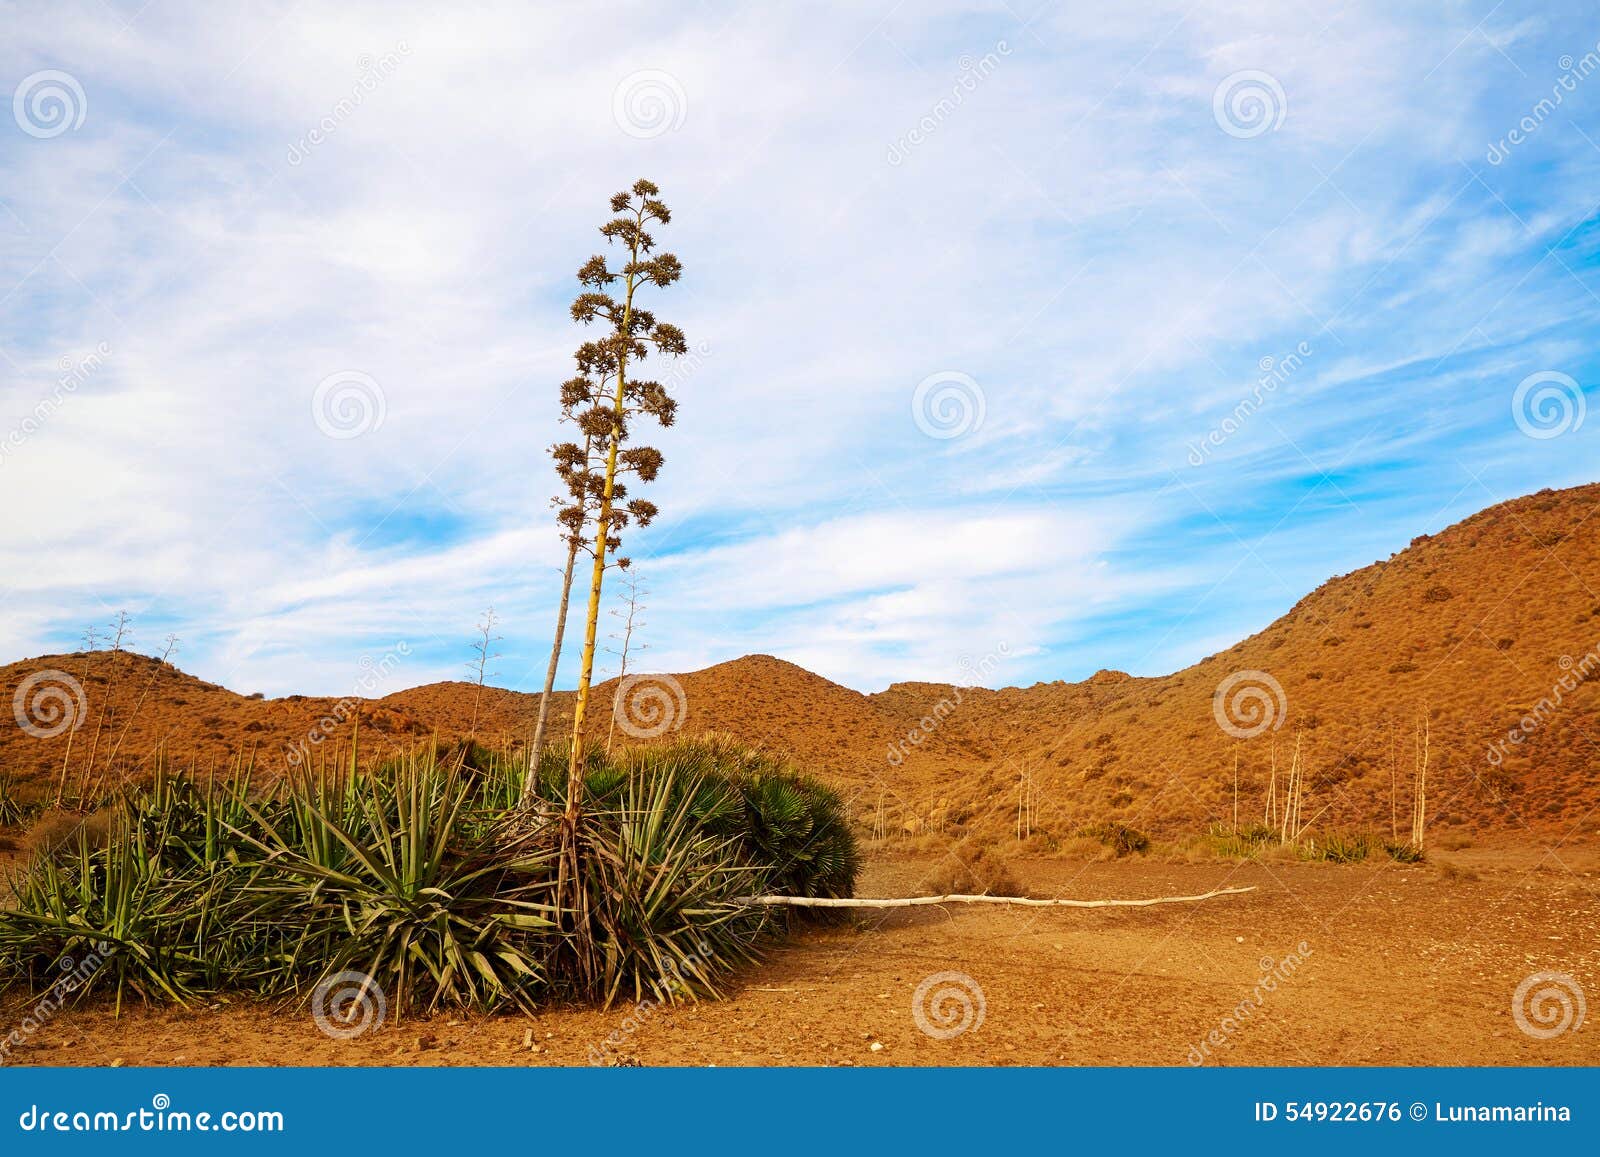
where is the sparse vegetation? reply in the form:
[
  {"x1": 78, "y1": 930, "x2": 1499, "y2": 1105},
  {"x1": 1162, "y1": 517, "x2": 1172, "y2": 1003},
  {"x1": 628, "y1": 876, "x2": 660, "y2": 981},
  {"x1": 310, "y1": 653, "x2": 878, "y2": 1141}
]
[
  {"x1": 921, "y1": 838, "x2": 1026, "y2": 897},
  {"x1": 1434, "y1": 858, "x2": 1478, "y2": 882},
  {"x1": 1315, "y1": 830, "x2": 1373, "y2": 863},
  {"x1": 0, "y1": 771, "x2": 26, "y2": 827},
  {"x1": 1383, "y1": 839, "x2": 1425, "y2": 863},
  {"x1": 1077, "y1": 822, "x2": 1150, "y2": 857}
]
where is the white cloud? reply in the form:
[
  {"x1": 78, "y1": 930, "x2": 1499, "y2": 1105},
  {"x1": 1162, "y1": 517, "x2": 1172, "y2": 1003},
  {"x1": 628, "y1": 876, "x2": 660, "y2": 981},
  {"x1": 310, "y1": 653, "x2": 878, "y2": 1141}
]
[{"x1": 1, "y1": 1, "x2": 1595, "y2": 696}]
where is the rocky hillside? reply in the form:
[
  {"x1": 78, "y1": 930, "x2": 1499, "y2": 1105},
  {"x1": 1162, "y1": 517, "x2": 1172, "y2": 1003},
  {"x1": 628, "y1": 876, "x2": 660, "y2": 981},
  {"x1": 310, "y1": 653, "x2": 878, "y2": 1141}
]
[{"x1": 4, "y1": 483, "x2": 1598, "y2": 842}]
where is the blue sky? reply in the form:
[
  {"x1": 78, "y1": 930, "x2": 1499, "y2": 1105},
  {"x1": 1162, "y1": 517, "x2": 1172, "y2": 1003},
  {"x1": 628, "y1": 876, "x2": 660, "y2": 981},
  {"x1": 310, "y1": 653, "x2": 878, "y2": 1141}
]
[{"x1": 1, "y1": 1, "x2": 1596, "y2": 697}]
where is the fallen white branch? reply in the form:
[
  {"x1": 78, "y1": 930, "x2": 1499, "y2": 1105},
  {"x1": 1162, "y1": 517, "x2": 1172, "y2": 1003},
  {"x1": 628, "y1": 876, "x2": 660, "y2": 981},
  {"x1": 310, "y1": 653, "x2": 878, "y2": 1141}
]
[{"x1": 738, "y1": 884, "x2": 1257, "y2": 909}]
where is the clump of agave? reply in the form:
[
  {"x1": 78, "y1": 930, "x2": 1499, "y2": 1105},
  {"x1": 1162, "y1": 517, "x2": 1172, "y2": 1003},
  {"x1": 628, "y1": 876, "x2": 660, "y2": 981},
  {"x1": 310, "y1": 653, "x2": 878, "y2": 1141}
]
[{"x1": 0, "y1": 735, "x2": 858, "y2": 1016}]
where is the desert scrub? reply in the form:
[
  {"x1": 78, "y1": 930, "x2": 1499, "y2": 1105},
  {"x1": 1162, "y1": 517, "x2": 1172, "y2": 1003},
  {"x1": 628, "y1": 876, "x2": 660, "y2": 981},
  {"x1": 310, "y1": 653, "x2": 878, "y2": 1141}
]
[
  {"x1": 0, "y1": 736, "x2": 858, "y2": 1014},
  {"x1": 1309, "y1": 831, "x2": 1373, "y2": 863},
  {"x1": 920, "y1": 838, "x2": 1026, "y2": 897},
  {"x1": 1196, "y1": 822, "x2": 1276, "y2": 860},
  {"x1": 1382, "y1": 839, "x2": 1425, "y2": 863},
  {"x1": 1077, "y1": 822, "x2": 1150, "y2": 857},
  {"x1": 0, "y1": 772, "x2": 26, "y2": 827}
]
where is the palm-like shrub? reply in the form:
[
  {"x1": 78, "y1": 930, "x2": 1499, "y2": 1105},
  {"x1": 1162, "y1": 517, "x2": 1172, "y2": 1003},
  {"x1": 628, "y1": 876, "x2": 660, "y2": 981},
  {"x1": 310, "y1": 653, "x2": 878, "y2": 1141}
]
[
  {"x1": 234, "y1": 753, "x2": 560, "y2": 1013},
  {"x1": 0, "y1": 734, "x2": 858, "y2": 1016},
  {"x1": 625, "y1": 735, "x2": 860, "y2": 898},
  {"x1": 560, "y1": 765, "x2": 765, "y2": 1006}
]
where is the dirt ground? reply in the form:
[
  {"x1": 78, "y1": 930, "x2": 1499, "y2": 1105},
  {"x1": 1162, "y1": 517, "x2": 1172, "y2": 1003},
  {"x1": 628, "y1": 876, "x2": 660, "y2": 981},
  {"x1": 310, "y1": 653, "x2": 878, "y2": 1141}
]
[{"x1": 4, "y1": 846, "x2": 1597, "y2": 1068}]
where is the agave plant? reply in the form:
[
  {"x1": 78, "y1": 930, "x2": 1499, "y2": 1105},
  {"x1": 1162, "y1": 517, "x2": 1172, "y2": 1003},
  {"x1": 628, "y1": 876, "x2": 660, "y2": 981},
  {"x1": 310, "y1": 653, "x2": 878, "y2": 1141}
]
[
  {"x1": 625, "y1": 737, "x2": 860, "y2": 899},
  {"x1": 233, "y1": 749, "x2": 561, "y2": 1013},
  {"x1": 0, "y1": 810, "x2": 239, "y2": 1009},
  {"x1": 557, "y1": 764, "x2": 767, "y2": 1008},
  {"x1": 0, "y1": 733, "x2": 857, "y2": 1018}
]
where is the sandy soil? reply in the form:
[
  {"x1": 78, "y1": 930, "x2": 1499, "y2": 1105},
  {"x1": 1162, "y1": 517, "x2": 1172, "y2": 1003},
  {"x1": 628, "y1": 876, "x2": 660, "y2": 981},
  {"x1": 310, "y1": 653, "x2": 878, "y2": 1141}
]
[{"x1": 6, "y1": 848, "x2": 1597, "y2": 1068}]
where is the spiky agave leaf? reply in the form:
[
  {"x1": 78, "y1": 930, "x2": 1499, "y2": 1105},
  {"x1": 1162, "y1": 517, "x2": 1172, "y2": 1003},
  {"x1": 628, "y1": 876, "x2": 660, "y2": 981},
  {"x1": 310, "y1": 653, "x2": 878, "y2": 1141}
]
[
  {"x1": 563, "y1": 764, "x2": 766, "y2": 1008},
  {"x1": 229, "y1": 749, "x2": 560, "y2": 1014}
]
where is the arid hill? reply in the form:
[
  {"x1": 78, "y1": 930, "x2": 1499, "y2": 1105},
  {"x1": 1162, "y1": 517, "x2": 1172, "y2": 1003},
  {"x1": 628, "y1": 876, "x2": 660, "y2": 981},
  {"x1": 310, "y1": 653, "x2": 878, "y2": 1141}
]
[{"x1": 4, "y1": 483, "x2": 1598, "y2": 841}]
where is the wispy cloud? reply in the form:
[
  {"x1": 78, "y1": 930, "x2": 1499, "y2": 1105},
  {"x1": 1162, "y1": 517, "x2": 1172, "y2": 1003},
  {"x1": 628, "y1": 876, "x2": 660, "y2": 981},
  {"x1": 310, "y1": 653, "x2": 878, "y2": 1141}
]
[{"x1": 1, "y1": 1, "x2": 1596, "y2": 695}]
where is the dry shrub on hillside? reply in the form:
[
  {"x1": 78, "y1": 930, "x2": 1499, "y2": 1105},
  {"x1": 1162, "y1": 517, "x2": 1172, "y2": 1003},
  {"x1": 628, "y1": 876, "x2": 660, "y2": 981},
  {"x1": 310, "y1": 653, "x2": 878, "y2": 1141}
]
[
  {"x1": 920, "y1": 839, "x2": 1027, "y2": 897},
  {"x1": 1434, "y1": 858, "x2": 1479, "y2": 883},
  {"x1": 24, "y1": 808, "x2": 113, "y2": 862}
]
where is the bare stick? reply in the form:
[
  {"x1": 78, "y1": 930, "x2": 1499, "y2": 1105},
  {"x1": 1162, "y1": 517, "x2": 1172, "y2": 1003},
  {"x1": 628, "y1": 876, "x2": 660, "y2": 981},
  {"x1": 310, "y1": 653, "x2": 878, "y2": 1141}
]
[
  {"x1": 1264, "y1": 736, "x2": 1277, "y2": 827},
  {"x1": 738, "y1": 885, "x2": 1258, "y2": 909}
]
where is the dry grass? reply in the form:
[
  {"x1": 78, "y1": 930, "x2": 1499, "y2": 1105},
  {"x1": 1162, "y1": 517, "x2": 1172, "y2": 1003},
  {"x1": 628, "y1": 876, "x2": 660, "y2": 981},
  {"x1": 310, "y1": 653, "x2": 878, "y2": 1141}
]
[
  {"x1": 1434, "y1": 857, "x2": 1480, "y2": 882},
  {"x1": 22, "y1": 807, "x2": 113, "y2": 862},
  {"x1": 919, "y1": 839, "x2": 1027, "y2": 897}
]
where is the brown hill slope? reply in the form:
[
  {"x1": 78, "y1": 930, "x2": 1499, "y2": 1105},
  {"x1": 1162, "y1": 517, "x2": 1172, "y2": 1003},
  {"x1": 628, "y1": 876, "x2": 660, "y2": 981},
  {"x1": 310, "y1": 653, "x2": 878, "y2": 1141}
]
[
  {"x1": 3, "y1": 483, "x2": 1598, "y2": 840},
  {"x1": 871, "y1": 483, "x2": 1600, "y2": 839}
]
